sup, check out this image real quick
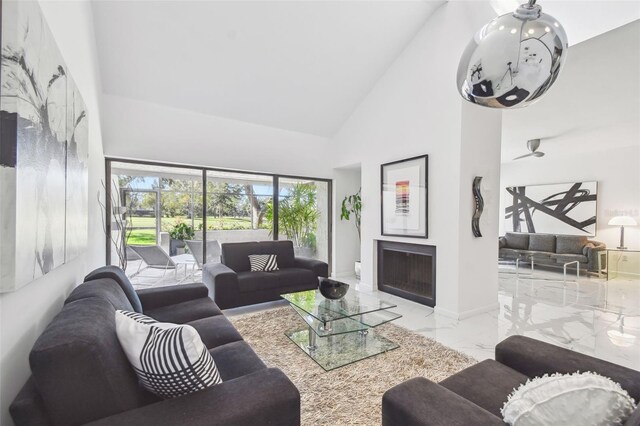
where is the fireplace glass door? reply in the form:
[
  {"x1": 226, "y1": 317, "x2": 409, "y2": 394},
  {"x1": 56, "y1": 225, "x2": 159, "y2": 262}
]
[{"x1": 377, "y1": 241, "x2": 436, "y2": 307}]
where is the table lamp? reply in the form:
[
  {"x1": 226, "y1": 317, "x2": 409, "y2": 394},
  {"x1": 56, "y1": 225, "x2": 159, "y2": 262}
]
[{"x1": 608, "y1": 216, "x2": 637, "y2": 249}]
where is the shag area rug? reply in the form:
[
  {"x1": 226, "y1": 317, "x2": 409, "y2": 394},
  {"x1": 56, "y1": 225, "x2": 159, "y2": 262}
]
[{"x1": 229, "y1": 307, "x2": 476, "y2": 426}]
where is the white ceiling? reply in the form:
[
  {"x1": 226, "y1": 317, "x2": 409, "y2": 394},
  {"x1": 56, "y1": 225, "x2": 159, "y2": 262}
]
[
  {"x1": 91, "y1": 1, "x2": 444, "y2": 137},
  {"x1": 490, "y1": 0, "x2": 640, "y2": 46},
  {"x1": 501, "y1": 20, "x2": 640, "y2": 163},
  {"x1": 91, "y1": 1, "x2": 639, "y2": 138}
]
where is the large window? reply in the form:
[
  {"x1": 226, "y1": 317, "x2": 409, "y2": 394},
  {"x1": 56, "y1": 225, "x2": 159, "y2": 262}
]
[
  {"x1": 106, "y1": 159, "x2": 331, "y2": 273},
  {"x1": 277, "y1": 177, "x2": 329, "y2": 262},
  {"x1": 206, "y1": 171, "x2": 273, "y2": 242}
]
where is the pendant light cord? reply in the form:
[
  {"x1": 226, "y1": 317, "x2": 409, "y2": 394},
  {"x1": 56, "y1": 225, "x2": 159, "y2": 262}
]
[
  {"x1": 515, "y1": 0, "x2": 538, "y2": 73},
  {"x1": 515, "y1": 19, "x2": 526, "y2": 73}
]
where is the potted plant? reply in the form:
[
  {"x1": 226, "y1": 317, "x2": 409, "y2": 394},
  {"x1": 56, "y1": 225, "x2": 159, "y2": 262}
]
[
  {"x1": 169, "y1": 222, "x2": 195, "y2": 256},
  {"x1": 340, "y1": 189, "x2": 362, "y2": 279}
]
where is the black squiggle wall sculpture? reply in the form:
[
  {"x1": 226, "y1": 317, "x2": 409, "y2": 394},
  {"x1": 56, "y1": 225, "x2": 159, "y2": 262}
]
[{"x1": 472, "y1": 176, "x2": 484, "y2": 237}]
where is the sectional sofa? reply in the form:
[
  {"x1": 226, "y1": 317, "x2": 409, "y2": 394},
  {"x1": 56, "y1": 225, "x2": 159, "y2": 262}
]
[
  {"x1": 9, "y1": 266, "x2": 300, "y2": 426},
  {"x1": 499, "y1": 232, "x2": 606, "y2": 272},
  {"x1": 383, "y1": 336, "x2": 640, "y2": 426}
]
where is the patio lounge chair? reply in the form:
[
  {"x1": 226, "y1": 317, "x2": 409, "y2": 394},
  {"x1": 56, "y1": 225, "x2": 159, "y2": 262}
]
[
  {"x1": 128, "y1": 245, "x2": 177, "y2": 280},
  {"x1": 185, "y1": 240, "x2": 222, "y2": 269}
]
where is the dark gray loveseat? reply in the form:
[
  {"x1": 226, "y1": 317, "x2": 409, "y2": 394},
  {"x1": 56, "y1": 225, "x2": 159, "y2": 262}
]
[
  {"x1": 499, "y1": 232, "x2": 605, "y2": 272},
  {"x1": 203, "y1": 240, "x2": 328, "y2": 309},
  {"x1": 382, "y1": 335, "x2": 640, "y2": 426},
  {"x1": 10, "y1": 266, "x2": 300, "y2": 426}
]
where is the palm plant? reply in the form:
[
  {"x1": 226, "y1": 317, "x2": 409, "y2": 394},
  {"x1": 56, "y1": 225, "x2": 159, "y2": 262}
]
[{"x1": 265, "y1": 183, "x2": 319, "y2": 251}]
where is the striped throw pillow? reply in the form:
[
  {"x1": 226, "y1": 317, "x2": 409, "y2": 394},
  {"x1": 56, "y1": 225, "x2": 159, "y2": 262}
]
[
  {"x1": 249, "y1": 254, "x2": 279, "y2": 272},
  {"x1": 115, "y1": 310, "x2": 222, "y2": 399}
]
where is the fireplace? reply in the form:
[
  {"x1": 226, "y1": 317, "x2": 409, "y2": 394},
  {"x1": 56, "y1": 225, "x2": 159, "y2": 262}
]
[{"x1": 377, "y1": 241, "x2": 436, "y2": 307}]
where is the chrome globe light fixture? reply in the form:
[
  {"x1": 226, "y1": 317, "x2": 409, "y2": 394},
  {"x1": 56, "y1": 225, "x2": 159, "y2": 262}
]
[{"x1": 457, "y1": 0, "x2": 568, "y2": 108}]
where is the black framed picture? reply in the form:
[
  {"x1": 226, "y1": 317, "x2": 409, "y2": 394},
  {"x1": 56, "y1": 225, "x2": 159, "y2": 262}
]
[{"x1": 380, "y1": 155, "x2": 428, "y2": 238}]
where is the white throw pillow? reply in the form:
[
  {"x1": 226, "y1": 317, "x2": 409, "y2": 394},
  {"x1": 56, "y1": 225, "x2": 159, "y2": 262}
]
[
  {"x1": 115, "y1": 310, "x2": 222, "y2": 399},
  {"x1": 502, "y1": 371, "x2": 636, "y2": 426},
  {"x1": 249, "y1": 254, "x2": 279, "y2": 271}
]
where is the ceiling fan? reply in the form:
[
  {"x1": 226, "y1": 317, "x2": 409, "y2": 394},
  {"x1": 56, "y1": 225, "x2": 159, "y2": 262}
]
[{"x1": 513, "y1": 139, "x2": 545, "y2": 160}]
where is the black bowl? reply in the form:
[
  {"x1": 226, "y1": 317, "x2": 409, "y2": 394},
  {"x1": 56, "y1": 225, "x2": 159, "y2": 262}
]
[{"x1": 319, "y1": 278, "x2": 349, "y2": 300}]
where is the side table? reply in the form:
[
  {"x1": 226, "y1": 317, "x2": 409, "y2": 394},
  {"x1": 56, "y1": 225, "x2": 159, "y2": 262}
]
[
  {"x1": 607, "y1": 249, "x2": 640, "y2": 281},
  {"x1": 596, "y1": 250, "x2": 607, "y2": 278},
  {"x1": 515, "y1": 254, "x2": 579, "y2": 283},
  {"x1": 170, "y1": 253, "x2": 197, "y2": 282}
]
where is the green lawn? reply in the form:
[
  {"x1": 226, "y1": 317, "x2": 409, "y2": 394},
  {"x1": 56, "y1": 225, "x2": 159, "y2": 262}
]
[
  {"x1": 127, "y1": 229, "x2": 157, "y2": 245},
  {"x1": 126, "y1": 216, "x2": 268, "y2": 245}
]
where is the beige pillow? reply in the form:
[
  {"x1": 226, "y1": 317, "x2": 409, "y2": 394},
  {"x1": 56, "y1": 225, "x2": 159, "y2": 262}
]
[{"x1": 502, "y1": 372, "x2": 636, "y2": 426}]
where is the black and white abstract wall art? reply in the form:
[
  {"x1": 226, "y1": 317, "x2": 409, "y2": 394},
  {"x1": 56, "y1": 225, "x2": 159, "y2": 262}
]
[
  {"x1": 505, "y1": 181, "x2": 597, "y2": 236},
  {"x1": 1, "y1": 1, "x2": 89, "y2": 292},
  {"x1": 65, "y1": 75, "x2": 89, "y2": 261}
]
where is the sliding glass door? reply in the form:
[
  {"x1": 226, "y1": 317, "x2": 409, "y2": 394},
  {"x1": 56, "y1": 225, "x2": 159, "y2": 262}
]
[
  {"x1": 106, "y1": 159, "x2": 331, "y2": 274},
  {"x1": 277, "y1": 177, "x2": 329, "y2": 263},
  {"x1": 121, "y1": 189, "x2": 158, "y2": 246},
  {"x1": 111, "y1": 162, "x2": 204, "y2": 269},
  {"x1": 205, "y1": 171, "x2": 273, "y2": 244}
]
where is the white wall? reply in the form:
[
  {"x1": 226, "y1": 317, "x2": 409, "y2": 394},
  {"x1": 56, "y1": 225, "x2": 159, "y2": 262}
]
[
  {"x1": 0, "y1": 2, "x2": 105, "y2": 425},
  {"x1": 101, "y1": 94, "x2": 334, "y2": 179},
  {"x1": 501, "y1": 147, "x2": 640, "y2": 249},
  {"x1": 457, "y1": 103, "x2": 502, "y2": 315},
  {"x1": 331, "y1": 1, "x2": 501, "y2": 318},
  {"x1": 332, "y1": 166, "x2": 361, "y2": 278},
  {"x1": 500, "y1": 21, "x2": 640, "y2": 250}
]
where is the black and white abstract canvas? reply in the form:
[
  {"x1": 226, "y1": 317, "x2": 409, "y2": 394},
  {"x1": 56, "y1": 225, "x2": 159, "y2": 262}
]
[
  {"x1": 65, "y1": 75, "x2": 89, "y2": 261},
  {"x1": 505, "y1": 182, "x2": 597, "y2": 236},
  {"x1": 1, "y1": 1, "x2": 88, "y2": 292}
]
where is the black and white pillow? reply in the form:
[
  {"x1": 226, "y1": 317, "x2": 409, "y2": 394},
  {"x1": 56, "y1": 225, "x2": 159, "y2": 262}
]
[
  {"x1": 119, "y1": 310, "x2": 158, "y2": 325},
  {"x1": 249, "y1": 254, "x2": 279, "y2": 272},
  {"x1": 115, "y1": 310, "x2": 222, "y2": 399}
]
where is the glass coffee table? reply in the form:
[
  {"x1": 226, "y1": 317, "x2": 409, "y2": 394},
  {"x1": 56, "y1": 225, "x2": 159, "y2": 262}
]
[{"x1": 281, "y1": 289, "x2": 402, "y2": 371}]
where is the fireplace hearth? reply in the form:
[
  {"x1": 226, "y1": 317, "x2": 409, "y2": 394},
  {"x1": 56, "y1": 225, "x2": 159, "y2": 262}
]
[{"x1": 377, "y1": 241, "x2": 436, "y2": 307}]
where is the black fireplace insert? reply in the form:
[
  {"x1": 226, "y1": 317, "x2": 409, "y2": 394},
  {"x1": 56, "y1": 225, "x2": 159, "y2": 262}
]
[{"x1": 377, "y1": 241, "x2": 436, "y2": 307}]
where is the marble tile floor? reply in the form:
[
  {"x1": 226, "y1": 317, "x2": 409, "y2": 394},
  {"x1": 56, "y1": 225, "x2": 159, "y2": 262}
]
[
  {"x1": 369, "y1": 268, "x2": 640, "y2": 371},
  {"x1": 131, "y1": 262, "x2": 640, "y2": 371}
]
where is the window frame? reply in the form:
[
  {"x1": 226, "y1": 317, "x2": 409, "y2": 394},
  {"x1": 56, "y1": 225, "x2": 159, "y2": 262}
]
[{"x1": 105, "y1": 157, "x2": 332, "y2": 273}]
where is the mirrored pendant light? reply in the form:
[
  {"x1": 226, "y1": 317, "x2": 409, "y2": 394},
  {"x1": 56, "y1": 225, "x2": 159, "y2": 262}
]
[{"x1": 457, "y1": 0, "x2": 568, "y2": 109}]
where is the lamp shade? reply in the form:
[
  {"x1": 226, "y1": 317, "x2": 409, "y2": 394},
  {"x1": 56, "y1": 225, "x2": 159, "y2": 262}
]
[{"x1": 608, "y1": 216, "x2": 637, "y2": 226}]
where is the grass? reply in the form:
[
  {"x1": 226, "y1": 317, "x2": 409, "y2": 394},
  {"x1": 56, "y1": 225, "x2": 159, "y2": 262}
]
[
  {"x1": 126, "y1": 216, "x2": 269, "y2": 245},
  {"x1": 127, "y1": 229, "x2": 157, "y2": 245}
]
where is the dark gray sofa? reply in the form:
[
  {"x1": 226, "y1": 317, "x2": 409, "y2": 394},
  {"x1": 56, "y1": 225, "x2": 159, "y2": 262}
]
[
  {"x1": 499, "y1": 232, "x2": 605, "y2": 272},
  {"x1": 203, "y1": 240, "x2": 328, "y2": 310},
  {"x1": 382, "y1": 335, "x2": 640, "y2": 426},
  {"x1": 9, "y1": 266, "x2": 300, "y2": 426}
]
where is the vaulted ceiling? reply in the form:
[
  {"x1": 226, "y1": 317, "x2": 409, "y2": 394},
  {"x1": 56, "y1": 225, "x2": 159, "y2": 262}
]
[
  {"x1": 91, "y1": 1, "x2": 639, "y2": 138},
  {"x1": 489, "y1": 0, "x2": 640, "y2": 46},
  {"x1": 501, "y1": 20, "x2": 640, "y2": 163},
  {"x1": 92, "y1": 1, "x2": 444, "y2": 137}
]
